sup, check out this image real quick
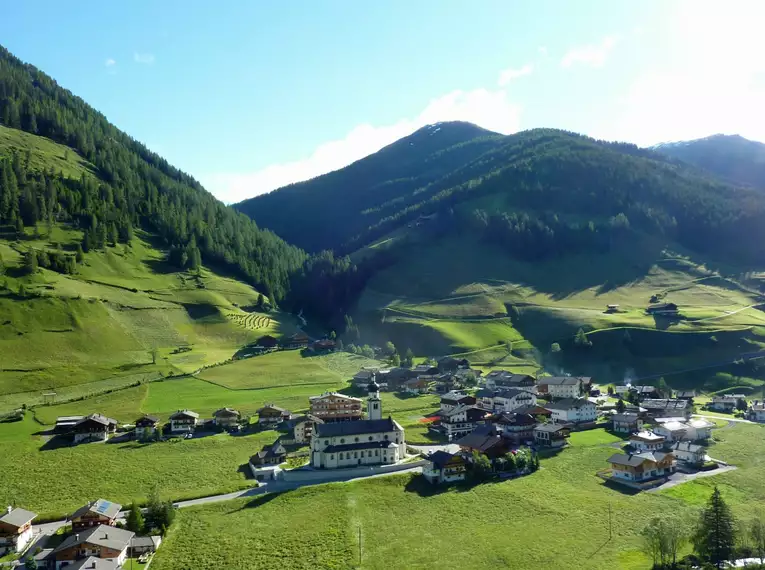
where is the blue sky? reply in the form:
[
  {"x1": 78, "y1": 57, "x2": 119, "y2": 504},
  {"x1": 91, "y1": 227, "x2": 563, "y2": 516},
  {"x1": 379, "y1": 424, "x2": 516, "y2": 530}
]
[{"x1": 2, "y1": 1, "x2": 764, "y2": 203}]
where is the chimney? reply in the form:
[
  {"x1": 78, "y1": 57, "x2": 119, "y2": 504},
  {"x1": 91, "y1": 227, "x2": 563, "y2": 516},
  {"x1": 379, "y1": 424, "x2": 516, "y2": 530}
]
[
  {"x1": 75, "y1": 533, "x2": 80, "y2": 542},
  {"x1": 6, "y1": 506, "x2": 12, "y2": 515}
]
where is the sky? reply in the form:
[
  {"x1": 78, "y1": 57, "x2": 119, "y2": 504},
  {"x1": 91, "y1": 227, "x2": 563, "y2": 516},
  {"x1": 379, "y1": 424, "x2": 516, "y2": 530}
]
[{"x1": 2, "y1": 0, "x2": 765, "y2": 203}]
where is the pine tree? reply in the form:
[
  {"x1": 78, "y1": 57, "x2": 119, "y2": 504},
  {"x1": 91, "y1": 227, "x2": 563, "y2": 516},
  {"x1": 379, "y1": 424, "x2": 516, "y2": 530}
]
[
  {"x1": 23, "y1": 249, "x2": 38, "y2": 275},
  {"x1": 403, "y1": 348, "x2": 414, "y2": 368},
  {"x1": 693, "y1": 487, "x2": 736, "y2": 568},
  {"x1": 574, "y1": 328, "x2": 592, "y2": 348},
  {"x1": 75, "y1": 243, "x2": 84, "y2": 263},
  {"x1": 126, "y1": 501, "x2": 144, "y2": 534}
]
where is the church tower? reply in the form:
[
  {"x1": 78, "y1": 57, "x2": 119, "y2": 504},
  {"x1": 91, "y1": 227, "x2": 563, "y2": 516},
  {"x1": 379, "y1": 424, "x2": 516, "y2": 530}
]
[{"x1": 367, "y1": 377, "x2": 382, "y2": 420}]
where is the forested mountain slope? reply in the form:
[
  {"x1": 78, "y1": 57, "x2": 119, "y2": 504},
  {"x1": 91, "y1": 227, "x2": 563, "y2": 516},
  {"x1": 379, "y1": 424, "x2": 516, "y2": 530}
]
[{"x1": 654, "y1": 134, "x2": 765, "y2": 190}]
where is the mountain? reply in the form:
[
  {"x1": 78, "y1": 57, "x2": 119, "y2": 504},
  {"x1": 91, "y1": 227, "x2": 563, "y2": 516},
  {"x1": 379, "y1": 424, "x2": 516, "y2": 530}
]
[
  {"x1": 234, "y1": 122, "x2": 504, "y2": 253},
  {"x1": 654, "y1": 134, "x2": 765, "y2": 190}
]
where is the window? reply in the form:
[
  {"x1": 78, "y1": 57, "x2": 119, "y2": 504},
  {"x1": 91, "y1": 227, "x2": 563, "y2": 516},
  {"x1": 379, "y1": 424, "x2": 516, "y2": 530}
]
[
  {"x1": 375, "y1": 449, "x2": 379, "y2": 456},
  {"x1": 339, "y1": 453, "x2": 344, "y2": 459},
  {"x1": 324, "y1": 440, "x2": 329, "y2": 445},
  {"x1": 384, "y1": 434, "x2": 388, "y2": 440},
  {"x1": 354, "y1": 452, "x2": 358, "y2": 458},
  {"x1": 330, "y1": 455, "x2": 335, "y2": 460},
  {"x1": 340, "y1": 438, "x2": 345, "y2": 444},
  {"x1": 368, "y1": 436, "x2": 373, "y2": 441},
  {"x1": 368, "y1": 451, "x2": 372, "y2": 457},
  {"x1": 355, "y1": 437, "x2": 359, "y2": 442}
]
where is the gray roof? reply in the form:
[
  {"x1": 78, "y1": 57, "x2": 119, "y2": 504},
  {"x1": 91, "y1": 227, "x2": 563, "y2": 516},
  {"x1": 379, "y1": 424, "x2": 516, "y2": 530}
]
[
  {"x1": 670, "y1": 441, "x2": 705, "y2": 453},
  {"x1": 169, "y1": 409, "x2": 199, "y2": 419},
  {"x1": 493, "y1": 388, "x2": 534, "y2": 400},
  {"x1": 612, "y1": 413, "x2": 640, "y2": 423},
  {"x1": 315, "y1": 418, "x2": 398, "y2": 438},
  {"x1": 539, "y1": 376, "x2": 588, "y2": 386},
  {"x1": 641, "y1": 399, "x2": 689, "y2": 411},
  {"x1": 54, "y1": 524, "x2": 134, "y2": 554},
  {"x1": 608, "y1": 451, "x2": 672, "y2": 467},
  {"x1": 534, "y1": 423, "x2": 570, "y2": 434},
  {"x1": 0, "y1": 507, "x2": 37, "y2": 528},
  {"x1": 65, "y1": 557, "x2": 120, "y2": 570},
  {"x1": 544, "y1": 398, "x2": 593, "y2": 411},
  {"x1": 70, "y1": 498, "x2": 122, "y2": 521},
  {"x1": 75, "y1": 414, "x2": 117, "y2": 428},
  {"x1": 427, "y1": 450, "x2": 462, "y2": 468},
  {"x1": 323, "y1": 441, "x2": 398, "y2": 453},
  {"x1": 213, "y1": 407, "x2": 240, "y2": 417}
]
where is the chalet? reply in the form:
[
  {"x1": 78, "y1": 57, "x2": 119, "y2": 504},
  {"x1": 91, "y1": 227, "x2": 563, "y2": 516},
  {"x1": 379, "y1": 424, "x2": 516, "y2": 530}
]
[
  {"x1": 634, "y1": 385, "x2": 662, "y2": 400},
  {"x1": 488, "y1": 412, "x2": 537, "y2": 444},
  {"x1": 168, "y1": 410, "x2": 199, "y2": 434},
  {"x1": 62, "y1": 556, "x2": 120, "y2": 570},
  {"x1": 352, "y1": 368, "x2": 378, "y2": 386},
  {"x1": 254, "y1": 334, "x2": 279, "y2": 349},
  {"x1": 685, "y1": 418, "x2": 715, "y2": 440},
  {"x1": 748, "y1": 401, "x2": 765, "y2": 422},
  {"x1": 282, "y1": 332, "x2": 310, "y2": 350},
  {"x1": 403, "y1": 377, "x2": 429, "y2": 394},
  {"x1": 538, "y1": 377, "x2": 590, "y2": 399},
  {"x1": 127, "y1": 536, "x2": 162, "y2": 558},
  {"x1": 309, "y1": 339, "x2": 336, "y2": 352},
  {"x1": 651, "y1": 420, "x2": 688, "y2": 443},
  {"x1": 629, "y1": 431, "x2": 666, "y2": 452},
  {"x1": 675, "y1": 390, "x2": 696, "y2": 401},
  {"x1": 55, "y1": 415, "x2": 84, "y2": 433},
  {"x1": 134, "y1": 415, "x2": 159, "y2": 440},
  {"x1": 669, "y1": 441, "x2": 706, "y2": 466},
  {"x1": 484, "y1": 370, "x2": 537, "y2": 392},
  {"x1": 250, "y1": 440, "x2": 287, "y2": 467},
  {"x1": 607, "y1": 451, "x2": 676, "y2": 483},
  {"x1": 439, "y1": 391, "x2": 476, "y2": 413},
  {"x1": 433, "y1": 405, "x2": 490, "y2": 441},
  {"x1": 606, "y1": 304, "x2": 620, "y2": 313},
  {"x1": 436, "y1": 357, "x2": 470, "y2": 372},
  {"x1": 514, "y1": 404, "x2": 553, "y2": 420},
  {"x1": 453, "y1": 368, "x2": 482, "y2": 383},
  {"x1": 640, "y1": 399, "x2": 691, "y2": 419},
  {"x1": 611, "y1": 412, "x2": 643, "y2": 434},
  {"x1": 291, "y1": 414, "x2": 324, "y2": 444},
  {"x1": 53, "y1": 524, "x2": 134, "y2": 569},
  {"x1": 0, "y1": 507, "x2": 36, "y2": 554},
  {"x1": 533, "y1": 423, "x2": 570, "y2": 448},
  {"x1": 72, "y1": 414, "x2": 117, "y2": 444},
  {"x1": 70, "y1": 499, "x2": 122, "y2": 531},
  {"x1": 412, "y1": 364, "x2": 439, "y2": 376},
  {"x1": 256, "y1": 404, "x2": 291, "y2": 426},
  {"x1": 422, "y1": 451, "x2": 467, "y2": 485},
  {"x1": 493, "y1": 388, "x2": 537, "y2": 413},
  {"x1": 544, "y1": 398, "x2": 597, "y2": 424},
  {"x1": 309, "y1": 392, "x2": 363, "y2": 422},
  {"x1": 456, "y1": 425, "x2": 509, "y2": 459},
  {"x1": 646, "y1": 302, "x2": 678, "y2": 314},
  {"x1": 709, "y1": 395, "x2": 744, "y2": 413},
  {"x1": 212, "y1": 408, "x2": 241, "y2": 428}
]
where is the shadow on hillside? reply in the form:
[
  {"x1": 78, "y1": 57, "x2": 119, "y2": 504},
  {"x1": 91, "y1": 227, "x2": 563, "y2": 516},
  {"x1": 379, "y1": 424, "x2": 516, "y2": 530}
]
[
  {"x1": 651, "y1": 313, "x2": 684, "y2": 330},
  {"x1": 599, "y1": 479, "x2": 643, "y2": 496},
  {"x1": 38, "y1": 434, "x2": 74, "y2": 451},
  {"x1": 142, "y1": 257, "x2": 180, "y2": 275},
  {"x1": 403, "y1": 473, "x2": 502, "y2": 497},
  {"x1": 238, "y1": 491, "x2": 286, "y2": 511}
]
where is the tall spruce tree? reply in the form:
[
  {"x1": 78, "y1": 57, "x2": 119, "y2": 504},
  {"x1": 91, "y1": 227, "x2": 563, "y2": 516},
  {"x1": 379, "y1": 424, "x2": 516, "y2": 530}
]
[{"x1": 693, "y1": 487, "x2": 736, "y2": 568}]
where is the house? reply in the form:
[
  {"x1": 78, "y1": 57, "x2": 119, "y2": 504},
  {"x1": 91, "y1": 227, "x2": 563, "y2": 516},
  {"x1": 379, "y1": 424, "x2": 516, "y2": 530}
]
[
  {"x1": 380, "y1": 367, "x2": 413, "y2": 391},
  {"x1": 291, "y1": 414, "x2": 324, "y2": 444},
  {"x1": 640, "y1": 399, "x2": 691, "y2": 419},
  {"x1": 72, "y1": 414, "x2": 117, "y2": 444},
  {"x1": 127, "y1": 536, "x2": 162, "y2": 558},
  {"x1": 652, "y1": 420, "x2": 688, "y2": 443},
  {"x1": 433, "y1": 405, "x2": 489, "y2": 441},
  {"x1": 55, "y1": 416, "x2": 84, "y2": 433},
  {"x1": 514, "y1": 404, "x2": 553, "y2": 420},
  {"x1": 629, "y1": 431, "x2": 666, "y2": 452},
  {"x1": 422, "y1": 451, "x2": 467, "y2": 485},
  {"x1": 646, "y1": 302, "x2": 678, "y2": 314},
  {"x1": 634, "y1": 385, "x2": 662, "y2": 400},
  {"x1": 311, "y1": 380, "x2": 406, "y2": 469},
  {"x1": 212, "y1": 408, "x2": 241, "y2": 428},
  {"x1": 168, "y1": 410, "x2": 199, "y2": 434},
  {"x1": 544, "y1": 398, "x2": 597, "y2": 424},
  {"x1": 453, "y1": 368, "x2": 482, "y2": 383},
  {"x1": 282, "y1": 332, "x2": 310, "y2": 350},
  {"x1": 685, "y1": 418, "x2": 715, "y2": 441},
  {"x1": 456, "y1": 425, "x2": 509, "y2": 459},
  {"x1": 614, "y1": 385, "x2": 631, "y2": 397},
  {"x1": 606, "y1": 304, "x2": 620, "y2": 312},
  {"x1": 52, "y1": 524, "x2": 134, "y2": 569},
  {"x1": 488, "y1": 412, "x2": 537, "y2": 444},
  {"x1": 134, "y1": 415, "x2": 159, "y2": 440},
  {"x1": 254, "y1": 334, "x2": 279, "y2": 349},
  {"x1": 309, "y1": 392, "x2": 363, "y2": 422},
  {"x1": 0, "y1": 507, "x2": 36, "y2": 554},
  {"x1": 607, "y1": 451, "x2": 676, "y2": 483},
  {"x1": 256, "y1": 404, "x2": 291, "y2": 426},
  {"x1": 492, "y1": 388, "x2": 537, "y2": 413},
  {"x1": 250, "y1": 440, "x2": 287, "y2": 467},
  {"x1": 747, "y1": 401, "x2": 765, "y2": 422},
  {"x1": 63, "y1": 557, "x2": 120, "y2": 570},
  {"x1": 439, "y1": 391, "x2": 476, "y2": 413},
  {"x1": 709, "y1": 395, "x2": 744, "y2": 413},
  {"x1": 436, "y1": 357, "x2": 470, "y2": 372},
  {"x1": 669, "y1": 441, "x2": 706, "y2": 466},
  {"x1": 538, "y1": 377, "x2": 590, "y2": 399},
  {"x1": 70, "y1": 499, "x2": 122, "y2": 532},
  {"x1": 352, "y1": 368, "x2": 378, "y2": 387},
  {"x1": 611, "y1": 413, "x2": 643, "y2": 434},
  {"x1": 533, "y1": 423, "x2": 571, "y2": 448},
  {"x1": 412, "y1": 364, "x2": 439, "y2": 376},
  {"x1": 675, "y1": 390, "x2": 696, "y2": 401},
  {"x1": 309, "y1": 339, "x2": 336, "y2": 352},
  {"x1": 484, "y1": 371, "x2": 536, "y2": 392},
  {"x1": 403, "y1": 377, "x2": 429, "y2": 394}
]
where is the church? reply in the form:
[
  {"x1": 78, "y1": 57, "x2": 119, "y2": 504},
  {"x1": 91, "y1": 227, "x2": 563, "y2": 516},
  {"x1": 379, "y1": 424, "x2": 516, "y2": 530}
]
[{"x1": 310, "y1": 379, "x2": 406, "y2": 469}]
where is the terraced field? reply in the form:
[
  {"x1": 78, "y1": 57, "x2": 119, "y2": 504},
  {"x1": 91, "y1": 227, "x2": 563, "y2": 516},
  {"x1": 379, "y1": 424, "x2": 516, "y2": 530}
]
[{"x1": 225, "y1": 310, "x2": 274, "y2": 332}]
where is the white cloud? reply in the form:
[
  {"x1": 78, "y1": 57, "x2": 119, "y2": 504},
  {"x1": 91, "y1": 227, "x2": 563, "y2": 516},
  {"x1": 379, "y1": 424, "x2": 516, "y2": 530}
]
[
  {"x1": 497, "y1": 64, "x2": 533, "y2": 86},
  {"x1": 560, "y1": 34, "x2": 620, "y2": 68},
  {"x1": 202, "y1": 88, "x2": 522, "y2": 203},
  {"x1": 133, "y1": 52, "x2": 155, "y2": 64},
  {"x1": 105, "y1": 58, "x2": 116, "y2": 67},
  {"x1": 538, "y1": 46, "x2": 548, "y2": 56}
]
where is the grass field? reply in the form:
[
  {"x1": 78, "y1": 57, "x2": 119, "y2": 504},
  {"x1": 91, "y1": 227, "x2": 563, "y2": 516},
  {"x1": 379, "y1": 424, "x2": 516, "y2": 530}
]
[{"x1": 148, "y1": 423, "x2": 765, "y2": 570}]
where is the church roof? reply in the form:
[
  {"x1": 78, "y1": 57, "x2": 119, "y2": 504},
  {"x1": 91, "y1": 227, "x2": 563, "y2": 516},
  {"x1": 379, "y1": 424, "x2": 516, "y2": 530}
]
[
  {"x1": 323, "y1": 441, "x2": 398, "y2": 453},
  {"x1": 315, "y1": 418, "x2": 397, "y2": 438}
]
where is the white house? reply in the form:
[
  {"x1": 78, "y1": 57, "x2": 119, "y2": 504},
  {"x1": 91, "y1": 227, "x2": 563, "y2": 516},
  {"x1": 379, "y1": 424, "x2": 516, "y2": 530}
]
[
  {"x1": 629, "y1": 430, "x2": 666, "y2": 452},
  {"x1": 310, "y1": 380, "x2": 406, "y2": 469},
  {"x1": 684, "y1": 418, "x2": 715, "y2": 441},
  {"x1": 435, "y1": 405, "x2": 489, "y2": 441},
  {"x1": 52, "y1": 525, "x2": 133, "y2": 569},
  {"x1": 748, "y1": 401, "x2": 765, "y2": 422},
  {"x1": 168, "y1": 410, "x2": 199, "y2": 433},
  {"x1": 492, "y1": 388, "x2": 537, "y2": 413},
  {"x1": 669, "y1": 441, "x2": 706, "y2": 466},
  {"x1": 212, "y1": 408, "x2": 240, "y2": 428},
  {"x1": 0, "y1": 507, "x2": 36, "y2": 554},
  {"x1": 709, "y1": 395, "x2": 744, "y2": 413},
  {"x1": 652, "y1": 420, "x2": 688, "y2": 442},
  {"x1": 538, "y1": 377, "x2": 589, "y2": 399},
  {"x1": 439, "y1": 391, "x2": 476, "y2": 413},
  {"x1": 544, "y1": 398, "x2": 597, "y2": 424}
]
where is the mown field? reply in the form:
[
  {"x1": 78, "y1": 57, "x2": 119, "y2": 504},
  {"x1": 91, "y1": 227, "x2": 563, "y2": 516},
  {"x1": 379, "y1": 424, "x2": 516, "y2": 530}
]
[{"x1": 148, "y1": 423, "x2": 765, "y2": 570}]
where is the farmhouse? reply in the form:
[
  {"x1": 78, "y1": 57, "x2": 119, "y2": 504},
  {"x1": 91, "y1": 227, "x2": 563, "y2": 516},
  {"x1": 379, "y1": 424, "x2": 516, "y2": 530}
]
[
  {"x1": 310, "y1": 380, "x2": 406, "y2": 469},
  {"x1": 309, "y1": 392, "x2": 363, "y2": 422},
  {"x1": 634, "y1": 385, "x2": 662, "y2": 400},
  {"x1": 282, "y1": 332, "x2": 309, "y2": 350},
  {"x1": 675, "y1": 390, "x2": 696, "y2": 401},
  {"x1": 290, "y1": 414, "x2": 324, "y2": 444},
  {"x1": 646, "y1": 302, "x2": 678, "y2": 314},
  {"x1": 488, "y1": 412, "x2": 537, "y2": 444},
  {"x1": 640, "y1": 399, "x2": 691, "y2": 419},
  {"x1": 422, "y1": 451, "x2": 467, "y2": 485},
  {"x1": 250, "y1": 440, "x2": 287, "y2": 467},
  {"x1": 70, "y1": 499, "x2": 121, "y2": 531},
  {"x1": 256, "y1": 404, "x2": 291, "y2": 426},
  {"x1": 168, "y1": 410, "x2": 199, "y2": 434},
  {"x1": 439, "y1": 391, "x2": 476, "y2": 412},
  {"x1": 403, "y1": 377, "x2": 429, "y2": 394},
  {"x1": 484, "y1": 371, "x2": 536, "y2": 392},
  {"x1": 607, "y1": 451, "x2": 676, "y2": 483},
  {"x1": 134, "y1": 415, "x2": 159, "y2": 440},
  {"x1": 212, "y1": 408, "x2": 241, "y2": 428},
  {"x1": 437, "y1": 356, "x2": 470, "y2": 372},
  {"x1": 544, "y1": 398, "x2": 597, "y2": 424},
  {"x1": 55, "y1": 415, "x2": 84, "y2": 433},
  {"x1": 456, "y1": 425, "x2": 509, "y2": 459},
  {"x1": 53, "y1": 524, "x2": 134, "y2": 569},
  {"x1": 709, "y1": 395, "x2": 744, "y2": 413},
  {"x1": 309, "y1": 339, "x2": 336, "y2": 352},
  {"x1": 611, "y1": 413, "x2": 643, "y2": 434},
  {"x1": 63, "y1": 557, "x2": 120, "y2": 570},
  {"x1": 533, "y1": 423, "x2": 570, "y2": 448},
  {"x1": 72, "y1": 414, "x2": 117, "y2": 444},
  {"x1": 669, "y1": 441, "x2": 706, "y2": 466},
  {"x1": 748, "y1": 401, "x2": 765, "y2": 422},
  {"x1": 0, "y1": 507, "x2": 36, "y2": 554},
  {"x1": 629, "y1": 431, "x2": 666, "y2": 452},
  {"x1": 538, "y1": 377, "x2": 589, "y2": 399},
  {"x1": 352, "y1": 368, "x2": 377, "y2": 386},
  {"x1": 433, "y1": 405, "x2": 490, "y2": 440},
  {"x1": 254, "y1": 334, "x2": 279, "y2": 349}
]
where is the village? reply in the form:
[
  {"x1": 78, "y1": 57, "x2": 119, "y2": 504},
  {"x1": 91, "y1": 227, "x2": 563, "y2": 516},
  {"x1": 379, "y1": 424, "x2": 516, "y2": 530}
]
[{"x1": 4, "y1": 344, "x2": 765, "y2": 569}]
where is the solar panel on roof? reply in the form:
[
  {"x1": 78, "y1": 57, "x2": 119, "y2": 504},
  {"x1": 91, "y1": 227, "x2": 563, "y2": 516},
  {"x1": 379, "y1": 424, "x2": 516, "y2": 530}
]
[{"x1": 95, "y1": 500, "x2": 113, "y2": 514}]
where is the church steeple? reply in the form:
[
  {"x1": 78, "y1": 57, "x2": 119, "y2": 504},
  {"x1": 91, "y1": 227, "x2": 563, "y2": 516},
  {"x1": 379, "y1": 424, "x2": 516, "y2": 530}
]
[{"x1": 367, "y1": 377, "x2": 382, "y2": 420}]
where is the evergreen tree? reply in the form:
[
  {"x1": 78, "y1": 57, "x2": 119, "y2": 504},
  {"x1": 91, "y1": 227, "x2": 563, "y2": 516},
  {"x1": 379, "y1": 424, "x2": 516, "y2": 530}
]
[
  {"x1": 574, "y1": 328, "x2": 592, "y2": 348},
  {"x1": 75, "y1": 243, "x2": 84, "y2": 263},
  {"x1": 391, "y1": 353, "x2": 401, "y2": 367},
  {"x1": 255, "y1": 293, "x2": 265, "y2": 310},
  {"x1": 0, "y1": 251, "x2": 4, "y2": 276},
  {"x1": 126, "y1": 502, "x2": 145, "y2": 534},
  {"x1": 656, "y1": 377, "x2": 671, "y2": 399},
  {"x1": 693, "y1": 487, "x2": 736, "y2": 568},
  {"x1": 23, "y1": 249, "x2": 37, "y2": 275},
  {"x1": 403, "y1": 348, "x2": 414, "y2": 368},
  {"x1": 616, "y1": 399, "x2": 626, "y2": 413}
]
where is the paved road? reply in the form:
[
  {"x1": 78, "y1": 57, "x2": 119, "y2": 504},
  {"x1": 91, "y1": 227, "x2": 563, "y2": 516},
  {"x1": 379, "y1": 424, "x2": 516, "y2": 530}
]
[
  {"x1": 693, "y1": 414, "x2": 754, "y2": 425},
  {"x1": 647, "y1": 465, "x2": 738, "y2": 492}
]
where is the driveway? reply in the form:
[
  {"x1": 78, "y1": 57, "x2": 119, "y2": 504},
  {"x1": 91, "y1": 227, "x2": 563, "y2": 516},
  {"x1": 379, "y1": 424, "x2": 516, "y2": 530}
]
[
  {"x1": 693, "y1": 414, "x2": 753, "y2": 425},
  {"x1": 647, "y1": 465, "x2": 738, "y2": 492}
]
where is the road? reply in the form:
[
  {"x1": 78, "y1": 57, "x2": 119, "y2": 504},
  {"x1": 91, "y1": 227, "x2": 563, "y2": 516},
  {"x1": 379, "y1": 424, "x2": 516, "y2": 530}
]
[
  {"x1": 693, "y1": 414, "x2": 754, "y2": 425},
  {"x1": 647, "y1": 465, "x2": 738, "y2": 492}
]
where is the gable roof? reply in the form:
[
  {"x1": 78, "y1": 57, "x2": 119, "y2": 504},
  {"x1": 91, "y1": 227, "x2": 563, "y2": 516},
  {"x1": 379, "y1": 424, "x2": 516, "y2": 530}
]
[
  {"x1": 427, "y1": 450, "x2": 464, "y2": 468},
  {"x1": 70, "y1": 499, "x2": 122, "y2": 521},
  {"x1": 534, "y1": 423, "x2": 570, "y2": 434},
  {"x1": 256, "y1": 404, "x2": 288, "y2": 414},
  {"x1": 539, "y1": 376, "x2": 588, "y2": 386},
  {"x1": 612, "y1": 413, "x2": 640, "y2": 423},
  {"x1": 74, "y1": 414, "x2": 117, "y2": 428},
  {"x1": 440, "y1": 391, "x2": 473, "y2": 404},
  {"x1": 53, "y1": 524, "x2": 134, "y2": 554},
  {"x1": 135, "y1": 415, "x2": 159, "y2": 425},
  {"x1": 213, "y1": 407, "x2": 240, "y2": 417},
  {"x1": 291, "y1": 414, "x2": 324, "y2": 425},
  {"x1": 493, "y1": 388, "x2": 535, "y2": 400},
  {"x1": 455, "y1": 427, "x2": 506, "y2": 453},
  {"x1": 640, "y1": 399, "x2": 689, "y2": 411},
  {"x1": 514, "y1": 404, "x2": 552, "y2": 416},
  {"x1": 314, "y1": 418, "x2": 399, "y2": 438},
  {"x1": 544, "y1": 398, "x2": 594, "y2": 411},
  {"x1": 489, "y1": 412, "x2": 537, "y2": 427},
  {"x1": 66, "y1": 557, "x2": 120, "y2": 570},
  {"x1": 670, "y1": 441, "x2": 705, "y2": 453},
  {"x1": 0, "y1": 507, "x2": 37, "y2": 528},
  {"x1": 608, "y1": 451, "x2": 672, "y2": 467},
  {"x1": 169, "y1": 409, "x2": 199, "y2": 420},
  {"x1": 309, "y1": 392, "x2": 362, "y2": 403}
]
